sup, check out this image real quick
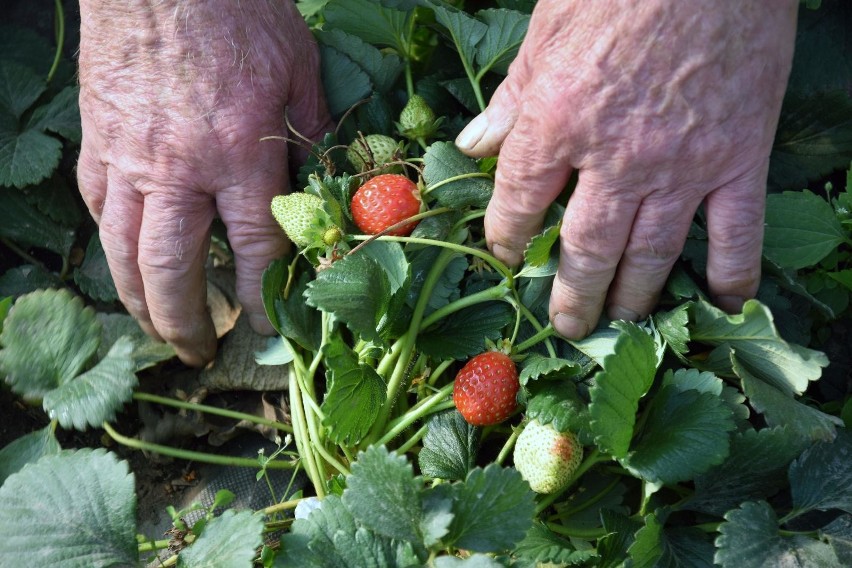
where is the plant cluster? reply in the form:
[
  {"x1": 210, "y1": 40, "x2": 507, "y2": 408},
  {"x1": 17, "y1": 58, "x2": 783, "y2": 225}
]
[{"x1": 2, "y1": 1, "x2": 852, "y2": 567}]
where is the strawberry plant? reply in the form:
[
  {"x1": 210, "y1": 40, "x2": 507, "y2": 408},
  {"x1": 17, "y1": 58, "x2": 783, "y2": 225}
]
[{"x1": 3, "y1": 0, "x2": 852, "y2": 567}]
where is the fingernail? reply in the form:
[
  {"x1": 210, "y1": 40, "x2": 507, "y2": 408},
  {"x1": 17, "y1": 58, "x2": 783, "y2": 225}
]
[
  {"x1": 715, "y1": 295, "x2": 745, "y2": 314},
  {"x1": 491, "y1": 243, "x2": 524, "y2": 267},
  {"x1": 608, "y1": 305, "x2": 641, "y2": 322},
  {"x1": 456, "y1": 113, "x2": 489, "y2": 151},
  {"x1": 553, "y1": 313, "x2": 589, "y2": 340}
]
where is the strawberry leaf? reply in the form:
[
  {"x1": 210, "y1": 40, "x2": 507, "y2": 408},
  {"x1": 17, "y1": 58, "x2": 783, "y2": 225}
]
[
  {"x1": 518, "y1": 222, "x2": 560, "y2": 278},
  {"x1": 621, "y1": 385, "x2": 736, "y2": 484},
  {"x1": 315, "y1": 29, "x2": 404, "y2": 94},
  {"x1": 73, "y1": 232, "x2": 119, "y2": 303},
  {"x1": 821, "y1": 515, "x2": 852, "y2": 565},
  {"x1": 627, "y1": 513, "x2": 664, "y2": 567},
  {"x1": 305, "y1": 252, "x2": 391, "y2": 344},
  {"x1": 323, "y1": 0, "x2": 411, "y2": 53},
  {"x1": 0, "y1": 288, "x2": 100, "y2": 399},
  {"x1": 445, "y1": 464, "x2": 535, "y2": 553},
  {"x1": 96, "y1": 313, "x2": 175, "y2": 371},
  {"x1": 0, "y1": 264, "x2": 62, "y2": 297},
  {"x1": 514, "y1": 523, "x2": 598, "y2": 566},
  {"x1": 321, "y1": 336, "x2": 386, "y2": 445},
  {"x1": 0, "y1": 186, "x2": 75, "y2": 256},
  {"x1": 26, "y1": 85, "x2": 81, "y2": 143},
  {"x1": 689, "y1": 299, "x2": 828, "y2": 396},
  {"x1": 342, "y1": 446, "x2": 424, "y2": 544},
  {"x1": 789, "y1": 429, "x2": 852, "y2": 517},
  {"x1": 0, "y1": 449, "x2": 138, "y2": 566},
  {"x1": 318, "y1": 44, "x2": 373, "y2": 118},
  {"x1": 653, "y1": 304, "x2": 690, "y2": 358},
  {"x1": 407, "y1": 249, "x2": 467, "y2": 316},
  {"x1": 0, "y1": 425, "x2": 60, "y2": 486},
  {"x1": 734, "y1": 355, "x2": 841, "y2": 443},
  {"x1": 688, "y1": 427, "x2": 809, "y2": 516},
  {"x1": 588, "y1": 322, "x2": 658, "y2": 458},
  {"x1": 423, "y1": 142, "x2": 494, "y2": 208},
  {"x1": 418, "y1": 410, "x2": 480, "y2": 481},
  {"x1": 525, "y1": 382, "x2": 593, "y2": 445},
  {"x1": 177, "y1": 510, "x2": 263, "y2": 568},
  {"x1": 427, "y1": 2, "x2": 488, "y2": 77},
  {"x1": 474, "y1": 9, "x2": 530, "y2": 76},
  {"x1": 417, "y1": 301, "x2": 513, "y2": 360},
  {"x1": 763, "y1": 190, "x2": 847, "y2": 269},
  {"x1": 518, "y1": 354, "x2": 582, "y2": 385},
  {"x1": 262, "y1": 259, "x2": 322, "y2": 351},
  {"x1": 0, "y1": 60, "x2": 44, "y2": 118},
  {"x1": 715, "y1": 501, "x2": 840, "y2": 568}
]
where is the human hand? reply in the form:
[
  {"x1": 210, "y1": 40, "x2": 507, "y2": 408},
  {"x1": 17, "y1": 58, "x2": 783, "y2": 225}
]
[
  {"x1": 77, "y1": 0, "x2": 333, "y2": 366},
  {"x1": 456, "y1": 0, "x2": 798, "y2": 339}
]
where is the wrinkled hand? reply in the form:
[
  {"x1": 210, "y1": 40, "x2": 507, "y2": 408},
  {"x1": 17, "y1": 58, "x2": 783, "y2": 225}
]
[
  {"x1": 77, "y1": 0, "x2": 332, "y2": 366},
  {"x1": 456, "y1": 0, "x2": 798, "y2": 339}
]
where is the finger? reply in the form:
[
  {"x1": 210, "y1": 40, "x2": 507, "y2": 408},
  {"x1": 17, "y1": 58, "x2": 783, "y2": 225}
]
[
  {"x1": 217, "y1": 174, "x2": 289, "y2": 336},
  {"x1": 455, "y1": 62, "x2": 528, "y2": 157},
  {"x1": 549, "y1": 178, "x2": 641, "y2": 339},
  {"x1": 76, "y1": 138, "x2": 108, "y2": 223},
  {"x1": 98, "y1": 173, "x2": 156, "y2": 339},
  {"x1": 704, "y1": 175, "x2": 767, "y2": 313},
  {"x1": 483, "y1": 110, "x2": 574, "y2": 267},
  {"x1": 137, "y1": 191, "x2": 217, "y2": 366},
  {"x1": 605, "y1": 194, "x2": 699, "y2": 321}
]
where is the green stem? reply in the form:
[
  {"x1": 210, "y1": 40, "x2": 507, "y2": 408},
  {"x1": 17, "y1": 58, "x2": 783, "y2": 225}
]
[
  {"x1": 514, "y1": 325, "x2": 557, "y2": 354},
  {"x1": 420, "y1": 282, "x2": 511, "y2": 330},
  {"x1": 423, "y1": 172, "x2": 493, "y2": 196},
  {"x1": 546, "y1": 522, "x2": 607, "y2": 540},
  {"x1": 262, "y1": 497, "x2": 302, "y2": 517},
  {"x1": 138, "y1": 539, "x2": 171, "y2": 553},
  {"x1": 1, "y1": 237, "x2": 45, "y2": 269},
  {"x1": 133, "y1": 393, "x2": 293, "y2": 433},
  {"x1": 376, "y1": 383, "x2": 456, "y2": 447},
  {"x1": 495, "y1": 427, "x2": 521, "y2": 466},
  {"x1": 288, "y1": 366, "x2": 326, "y2": 497},
  {"x1": 428, "y1": 358, "x2": 454, "y2": 387},
  {"x1": 347, "y1": 208, "x2": 453, "y2": 257},
  {"x1": 535, "y1": 449, "x2": 606, "y2": 515},
  {"x1": 556, "y1": 476, "x2": 621, "y2": 520},
  {"x1": 103, "y1": 422, "x2": 295, "y2": 469},
  {"x1": 47, "y1": 0, "x2": 65, "y2": 83},
  {"x1": 397, "y1": 424, "x2": 428, "y2": 454},
  {"x1": 350, "y1": 234, "x2": 513, "y2": 281}
]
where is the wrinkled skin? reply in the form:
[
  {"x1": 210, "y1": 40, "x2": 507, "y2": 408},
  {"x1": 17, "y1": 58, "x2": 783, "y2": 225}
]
[
  {"x1": 457, "y1": 0, "x2": 798, "y2": 339},
  {"x1": 77, "y1": 0, "x2": 332, "y2": 366}
]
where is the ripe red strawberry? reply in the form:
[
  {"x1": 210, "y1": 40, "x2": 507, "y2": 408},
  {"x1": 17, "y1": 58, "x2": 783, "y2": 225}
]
[
  {"x1": 453, "y1": 351, "x2": 519, "y2": 426},
  {"x1": 351, "y1": 174, "x2": 421, "y2": 236},
  {"x1": 514, "y1": 419, "x2": 583, "y2": 494}
]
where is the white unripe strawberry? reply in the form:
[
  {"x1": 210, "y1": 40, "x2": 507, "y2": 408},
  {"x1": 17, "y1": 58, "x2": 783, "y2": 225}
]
[{"x1": 513, "y1": 419, "x2": 583, "y2": 494}]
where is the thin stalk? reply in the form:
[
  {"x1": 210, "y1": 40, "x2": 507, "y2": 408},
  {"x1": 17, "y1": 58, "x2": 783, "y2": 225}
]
[
  {"x1": 419, "y1": 283, "x2": 511, "y2": 329},
  {"x1": 397, "y1": 424, "x2": 428, "y2": 454},
  {"x1": 495, "y1": 427, "x2": 521, "y2": 466},
  {"x1": 514, "y1": 325, "x2": 557, "y2": 354},
  {"x1": 546, "y1": 522, "x2": 607, "y2": 540},
  {"x1": 133, "y1": 393, "x2": 293, "y2": 433},
  {"x1": 422, "y1": 172, "x2": 493, "y2": 196},
  {"x1": 2, "y1": 237, "x2": 44, "y2": 268},
  {"x1": 103, "y1": 422, "x2": 295, "y2": 469},
  {"x1": 427, "y1": 358, "x2": 454, "y2": 387},
  {"x1": 376, "y1": 383, "x2": 456, "y2": 447},
  {"x1": 516, "y1": 305, "x2": 557, "y2": 357},
  {"x1": 288, "y1": 366, "x2": 326, "y2": 498},
  {"x1": 46, "y1": 0, "x2": 65, "y2": 83},
  {"x1": 347, "y1": 208, "x2": 453, "y2": 257},
  {"x1": 138, "y1": 539, "x2": 171, "y2": 553},
  {"x1": 556, "y1": 476, "x2": 621, "y2": 520},
  {"x1": 262, "y1": 497, "x2": 302, "y2": 517}
]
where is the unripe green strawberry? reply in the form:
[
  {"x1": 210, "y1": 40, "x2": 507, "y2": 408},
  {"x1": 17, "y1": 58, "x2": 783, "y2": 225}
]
[
  {"x1": 514, "y1": 419, "x2": 583, "y2": 494},
  {"x1": 346, "y1": 134, "x2": 402, "y2": 174},
  {"x1": 270, "y1": 193, "x2": 338, "y2": 249},
  {"x1": 397, "y1": 95, "x2": 442, "y2": 140}
]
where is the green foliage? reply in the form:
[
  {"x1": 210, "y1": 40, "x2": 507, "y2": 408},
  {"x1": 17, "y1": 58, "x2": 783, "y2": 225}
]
[{"x1": 418, "y1": 410, "x2": 480, "y2": 480}]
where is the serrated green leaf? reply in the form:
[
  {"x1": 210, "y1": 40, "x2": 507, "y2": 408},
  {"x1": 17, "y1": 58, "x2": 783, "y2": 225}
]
[
  {"x1": 407, "y1": 248, "x2": 467, "y2": 316},
  {"x1": 357, "y1": 240, "x2": 409, "y2": 297},
  {"x1": 628, "y1": 513, "x2": 663, "y2": 568},
  {"x1": 519, "y1": 354, "x2": 581, "y2": 385},
  {"x1": 662, "y1": 368, "x2": 750, "y2": 425},
  {"x1": 0, "y1": 264, "x2": 62, "y2": 297},
  {"x1": 428, "y1": 1, "x2": 488, "y2": 74},
  {"x1": 788, "y1": 1, "x2": 852, "y2": 94},
  {"x1": 770, "y1": 90, "x2": 852, "y2": 189},
  {"x1": 588, "y1": 323, "x2": 658, "y2": 458},
  {"x1": 0, "y1": 60, "x2": 44, "y2": 118},
  {"x1": 421, "y1": 485, "x2": 454, "y2": 547},
  {"x1": 514, "y1": 522, "x2": 598, "y2": 565},
  {"x1": 734, "y1": 355, "x2": 841, "y2": 443},
  {"x1": 789, "y1": 429, "x2": 852, "y2": 516},
  {"x1": 821, "y1": 515, "x2": 852, "y2": 565},
  {"x1": 315, "y1": 29, "x2": 404, "y2": 93},
  {"x1": 22, "y1": 174, "x2": 83, "y2": 226},
  {"x1": 319, "y1": 45, "x2": 373, "y2": 118},
  {"x1": 474, "y1": 9, "x2": 530, "y2": 75},
  {"x1": 0, "y1": 25, "x2": 54, "y2": 76},
  {"x1": 306, "y1": 252, "x2": 390, "y2": 343},
  {"x1": 0, "y1": 449, "x2": 137, "y2": 566},
  {"x1": 419, "y1": 410, "x2": 479, "y2": 481},
  {"x1": 343, "y1": 446, "x2": 424, "y2": 544},
  {"x1": 622, "y1": 385, "x2": 735, "y2": 484},
  {"x1": 0, "y1": 425, "x2": 60, "y2": 486},
  {"x1": 525, "y1": 381, "x2": 593, "y2": 445},
  {"x1": 518, "y1": 223, "x2": 560, "y2": 278},
  {"x1": 262, "y1": 259, "x2": 321, "y2": 351},
  {"x1": 423, "y1": 142, "x2": 494, "y2": 208},
  {"x1": 0, "y1": 127, "x2": 62, "y2": 189},
  {"x1": 96, "y1": 313, "x2": 175, "y2": 371},
  {"x1": 446, "y1": 464, "x2": 535, "y2": 553},
  {"x1": 598, "y1": 510, "x2": 643, "y2": 568},
  {"x1": 27, "y1": 85, "x2": 81, "y2": 143},
  {"x1": 42, "y1": 336, "x2": 137, "y2": 431},
  {"x1": 178, "y1": 509, "x2": 263, "y2": 568},
  {"x1": 321, "y1": 337, "x2": 386, "y2": 445},
  {"x1": 689, "y1": 299, "x2": 828, "y2": 396},
  {"x1": 279, "y1": 494, "x2": 356, "y2": 567},
  {"x1": 74, "y1": 232, "x2": 119, "y2": 303},
  {"x1": 715, "y1": 500, "x2": 839, "y2": 568},
  {"x1": 323, "y1": 0, "x2": 411, "y2": 51},
  {"x1": 417, "y1": 301, "x2": 513, "y2": 359},
  {"x1": 0, "y1": 288, "x2": 100, "y2": 399},
  {"x1": 654, "y1": 303, "x2": 690, "y2": 357},
  {"x1": 655, "y1": 528, "x2": 716, "y2": 568},
  {"x1": 763, "y1": 190, "x2": 847, "y2": 269},
  {"x1": 0, "y1": 187, "x2": 74, "y2": 255},
  {"x1": 556, "y1": 474, "x2": 628, "y2": 534}
]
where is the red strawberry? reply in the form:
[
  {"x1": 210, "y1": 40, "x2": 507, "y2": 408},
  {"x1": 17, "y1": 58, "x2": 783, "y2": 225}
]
[
  {"x1": 453, "y1": 351, "x2": 519, "y2": 426},
  {"x1": 351, "y1": 174, "x2": 421, "y2": 236}
]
